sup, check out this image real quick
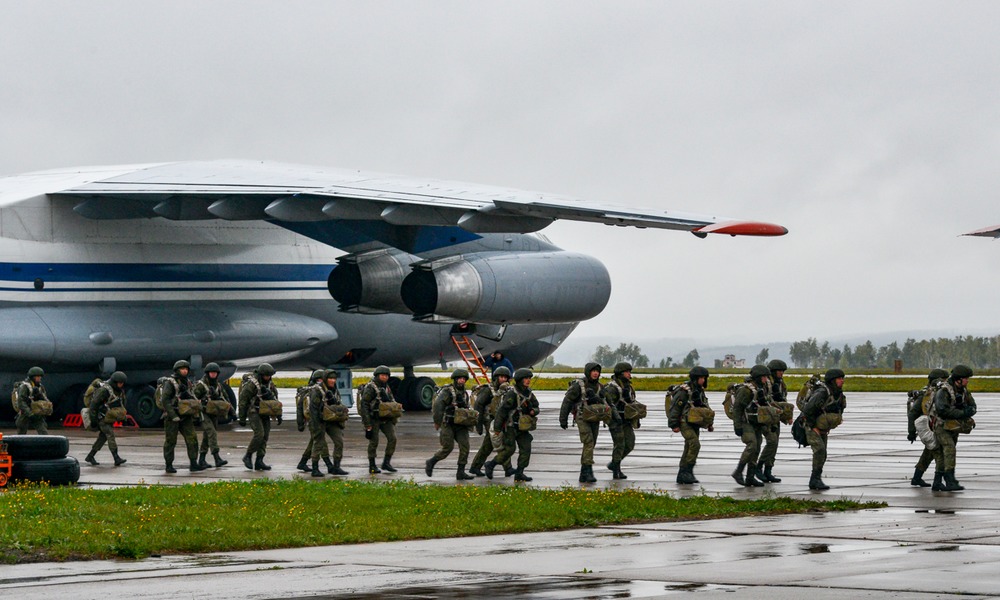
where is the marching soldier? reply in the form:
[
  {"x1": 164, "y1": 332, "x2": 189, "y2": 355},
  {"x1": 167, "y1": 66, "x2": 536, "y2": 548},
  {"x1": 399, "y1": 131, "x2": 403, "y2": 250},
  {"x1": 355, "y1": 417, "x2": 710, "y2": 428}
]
[
  {"x1": 238, "y1": 363, "x2": 281, "y2": 471},
  {"x1": 426, "y1": 369, "x2": 475, "y2": 480},
  {"x1": 761, "y1": 359, "x2": 790, "y2": 482},
  {"x1": 906, "y1": 368, "x2": 948, "y2": 488},
  {"x1": 802, "y1": 368, "x2": 847, "y2": 490},
  {"x1": 358, "y1": 365, "x2": 399, "y2": 474},
  {"x1": 668, "y1": 366, "x2": 714, "y2": 484},
  {"x1": 560, "y1": 362, "x2": 609, "y2": 483},
  {"x1": 731, "y1": 365, "x2": 771, "y2": 488},
  {"x1": 192, "y1": 362, "x2": 232, "y2": 468},
  {"x1": 469, "y1": 366, "x2": 513, "y2": 477},
  {"x1": 161, "y1": 360, "x2": 203, "y2": 473},
  {"x1": 604, "y1": 361, "x2": 641, "y2": 480},
  {"x1": 15, "y1": 367, "x2": 51, "y2": 434},
  {"x1": 296, "y1": 369, "x2": 326, "y2": 472},
  {"x1": 485, "y1": 367, "x2": 540, "y2": 481},
  {"x1": 307, "y1": 370, "x2": 349, "y2": 477},
  {"x1": 84, "y1": 371, "x2": 128, "y2": 466},
  {"x1": 930, "y1": 365, "x2": 977, "y2": 492}
]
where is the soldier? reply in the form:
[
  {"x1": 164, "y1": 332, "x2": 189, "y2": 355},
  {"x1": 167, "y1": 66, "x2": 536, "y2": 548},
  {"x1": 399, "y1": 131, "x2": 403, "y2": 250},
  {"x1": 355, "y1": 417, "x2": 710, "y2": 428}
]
[
  {"x1": 426, "y1": 369, "x2": 475, "y2": 480},
  {"x1": 358, "y1": 365, "x2": 399, "y2": 474},
  {"x1": 306, "y1": 369, "x2": 349, "y2": 477},
  {"x1": 160, "y1": 360, "x2": 204, "y2": 473},
  {"x1": 668, "y1": 366, "x2": 714, "y2": 484},
  {"x1": 930, "y1": 365, "x2": 977, "y2": 492},
  {"x1": 604, "y1": 361, "x2": 641, "y2": 480},
  {"x1": 296, "y1": 369, "x2": 326, "y2": 472},
  {"x1": 469, "y1": 366, "x2": 513, "y2": 477},
  {"x1": 15, "y1": 366, "x2": 51, "y2": 434},
  {"x1": 192, "y1": 362, "x2": 232, "y2": 468},
  {"x1": 238, "y1": 363, "x2": 281, "y2": 471},
  {"x1": 485, "y1": 367, "x2": 540, "y2": 481},
  {"x1": 802, "y1": 368, "x2": 847, "y2": 490},
  {"x1": 731, "y1": 365, "x2": 771, "y2": 488},
  {"x1": 906, "y1": 368, "x2": 948, "y2": 488},
  {"x1": 760, "y1": 359, "x2": 790, "y2": 482},
  {"x1": 84, "y1": 371, "x2": 128, "y2": 467},
  {"x1": 560, "y1": 362, "x2": 609, "y2": 483}
]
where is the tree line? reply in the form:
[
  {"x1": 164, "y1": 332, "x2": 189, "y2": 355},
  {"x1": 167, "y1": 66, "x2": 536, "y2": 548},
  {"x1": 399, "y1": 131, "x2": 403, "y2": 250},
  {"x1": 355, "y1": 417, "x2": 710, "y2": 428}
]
[{"x1": 787, "y1": 335, "x2": 1000, "y2": 370}]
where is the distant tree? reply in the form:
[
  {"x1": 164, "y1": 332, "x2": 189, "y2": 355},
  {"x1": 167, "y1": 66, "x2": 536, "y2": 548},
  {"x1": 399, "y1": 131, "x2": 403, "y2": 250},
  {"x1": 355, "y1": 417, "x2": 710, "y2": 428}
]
[
  {"x1": 590, "y1": 342, "x2": 649, "y2": 368},
  {"x1": 714, "y1": 359, "x2": 723, "y2": 369},
  {"x1": 854, "y1": 340, "x2": 877, "y2": 369},
  {"x1": 755, "y1": 347, "x2": 769, "y2": 365},
  {"x1": 682, "y1": 349, "x2": 700, "y2": 368}
]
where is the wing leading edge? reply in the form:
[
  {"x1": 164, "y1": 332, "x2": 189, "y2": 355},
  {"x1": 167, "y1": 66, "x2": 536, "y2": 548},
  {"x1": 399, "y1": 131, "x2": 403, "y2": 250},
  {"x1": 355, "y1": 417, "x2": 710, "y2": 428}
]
[{"x1": 963, "y1": 225, "x2": 1000, "y2": 239}]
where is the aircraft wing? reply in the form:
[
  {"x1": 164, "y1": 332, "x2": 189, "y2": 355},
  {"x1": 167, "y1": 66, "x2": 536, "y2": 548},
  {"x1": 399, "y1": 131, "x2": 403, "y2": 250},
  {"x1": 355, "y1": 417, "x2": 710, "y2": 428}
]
[{"x1": 962, "y1": 225, "x2": 1000, "y2": 238}]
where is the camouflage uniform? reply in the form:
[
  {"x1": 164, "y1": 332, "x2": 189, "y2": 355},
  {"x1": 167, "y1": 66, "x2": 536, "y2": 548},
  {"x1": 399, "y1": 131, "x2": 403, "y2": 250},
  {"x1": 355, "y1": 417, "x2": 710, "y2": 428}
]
[
  {"x1": 931, "y1": 368, "x2": 977, "y2": 491},
  {"x1": 560, "y1": 363, "x2": 607, "y2": 483},
  {"x1": 296, "y1": 371, "x2": 325, "y2": 472},
  {"x1": 358, "y1": 375, "x2": 398, "y2": 474},
  {"x1": 238, "y1": 367, "x2": 280, "y2": 471},
  {"x1": 192, "y1": 370, "x2": 231, "y2": 468},
  {"x1": 486, "y1": 374, "x2": 540, "y2": 481},
  {"x1": 160, "y1": 368, "x2": 203, "y2": 473},
  {"x1": 668, "y1": 371, "x2": 712, "y2": 484},
  {"x1": 802, "y1": 370, "x2": 847, "y2": 490},
  {"x1": 905, "y1": 369, "x2": 948, "y2": 488},
  {"x1": 85, "y1": 376, "x2": 128, "y2": 466},
  {"x1": 307, "y1": 377, "x2": 349, "y2": 476},
  {"x1": 426, "y1": 375, "x2": 474, "y2": 479},
  {"x1": 731, "y1": 375, "x2": 769, "y2": 487},
  {"x1": 15, "y1": 376, "x2": 50, "y2": 435},
  {"x1": 759, "y1": 373, "x2": 788, "y2": 482},
  {"x1": 603, "y1": 368, "x2": 640, "y2": 480},
  {"x1": 469, "y1": 379, "x2": 512, "y2": 476}
]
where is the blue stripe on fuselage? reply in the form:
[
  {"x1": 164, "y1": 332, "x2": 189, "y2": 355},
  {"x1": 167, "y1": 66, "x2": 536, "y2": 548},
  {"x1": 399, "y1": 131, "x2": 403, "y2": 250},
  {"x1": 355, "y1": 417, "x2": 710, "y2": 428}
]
[
  {"x1": 278, "y1": 220, "x2": 480, "y2": 254},
  {"x1": 0, "y1": 262, "x2": 335, "y2": 283}
]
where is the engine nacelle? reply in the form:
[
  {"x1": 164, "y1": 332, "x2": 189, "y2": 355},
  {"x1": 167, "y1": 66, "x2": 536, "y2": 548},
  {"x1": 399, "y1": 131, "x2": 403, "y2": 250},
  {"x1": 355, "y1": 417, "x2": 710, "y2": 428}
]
[
  {"x1": 400, "y1": 251, "x2": 611, "y2": 324},
  {"x1": 328, "y1": 249, "x2": 412, "y2": 313}
]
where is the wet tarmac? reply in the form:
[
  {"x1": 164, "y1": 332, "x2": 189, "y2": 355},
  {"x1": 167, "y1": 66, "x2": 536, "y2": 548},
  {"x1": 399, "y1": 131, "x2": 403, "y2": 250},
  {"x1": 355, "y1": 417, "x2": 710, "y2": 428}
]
[{"x1": 3, "y1": 390, "x2": 998, "y2": 598}]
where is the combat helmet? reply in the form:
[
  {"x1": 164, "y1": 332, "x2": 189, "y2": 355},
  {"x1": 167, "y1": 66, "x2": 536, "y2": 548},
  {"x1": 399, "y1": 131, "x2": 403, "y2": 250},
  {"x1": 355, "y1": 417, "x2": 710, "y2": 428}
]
[
  {"x1": 110, "y1": 371, "x2": 127, "y2": 384},
  {"x1": 584, "y1": 362, "x2": 602, "y2": 378},
  {"x1": 927, "y1": 368, "x2": 949, "y2": 382},
  {"x1": 373, "y1": 365, "x2": 391, "y2": 377},
  {"x1": 767, "y1": 359, "x2": 788, "y2": 373},
  {"x1": 173, "y1": 359, "x2": 191, "y2": 372},
  {"x1": 613, "y1": 362, "x2": 633, "y2": 376},
  {"x1": 451, "y1": 368, "x2": 470, "y2": 380},
  {"x1": 256, "y1": 363, "x2": 276, "y2": 377},
  {"x1": 323, "y1": 369, "x2": 339, "y2": 380},
  {"x1": 689, "y1": 366, "x2": 709, "y2": 380},
  {"x1": 951, "y1": 365, "x2": 974, "y2": 379},
  {"x1": 204, "y1": 362, "x2": 221, "y2": 373},
  {"x1": 310, "y1": 369, "x2": 326, "y2": 381},
  {"x1": 749, "y1": 364, "x2": 770, "y2": 380},
  {"x1": 824, "y1": 368, "x2": 846, "y2": 383},
  {"x1": 513, "y1": 367, "x2": 533, "y2": 382},
  {"x1": 492, "y1": 366, "x2": 511, "y2": 380},
  {"x1": 27, "y1": 366, "x2": 44, "y2": 377}
]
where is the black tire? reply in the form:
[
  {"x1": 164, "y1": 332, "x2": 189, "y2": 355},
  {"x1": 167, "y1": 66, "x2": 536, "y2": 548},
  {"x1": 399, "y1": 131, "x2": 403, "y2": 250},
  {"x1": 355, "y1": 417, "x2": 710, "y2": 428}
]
[
  {"x1": 410, "y1": 377, "x2": 437, "y2": 411},
  {"x1": 12, "y1": 456, "x2": 81, "y2": 486},
  {"x1": 216, "y1": 383, "x2": 238, "y2": 425},
  {"x1": 3, "y1": 435, "x2": 70, "y2": 461},
  {"x1": 387, "y1": 376, "x2": 402, "y2": 397},
  {"x1": 126, "y1": 384, "x2": 161, "y2": 428}
]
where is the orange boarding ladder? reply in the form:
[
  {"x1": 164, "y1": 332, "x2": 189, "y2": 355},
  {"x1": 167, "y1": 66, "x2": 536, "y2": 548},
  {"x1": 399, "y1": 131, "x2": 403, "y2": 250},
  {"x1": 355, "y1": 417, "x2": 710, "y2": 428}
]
[
  {"x1": 451, "y1": 335, "x2": 490, "y2": 384},
  {"x1": 0, "y1": 432, "x2": 12, "y2": 487}
]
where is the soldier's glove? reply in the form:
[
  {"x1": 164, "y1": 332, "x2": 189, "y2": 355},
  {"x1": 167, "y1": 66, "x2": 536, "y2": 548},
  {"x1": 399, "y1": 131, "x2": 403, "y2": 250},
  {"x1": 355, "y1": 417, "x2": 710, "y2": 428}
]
[
  {"x1": 476, "y1": 424, "x2": 484, "y2": 435},
  {"x1": 297, "y1": 423, "x2": 305, "y2": 432},
  {"x1": 907, "y1": 432, "x2": 917, "y2": 443},
  {"x1": 963, "y1": 407, "x2": 976, "y2": 418},
  {"x1": 238, "y1": 418, "x2": 247, "y2": 426},
  {"x1": 365, "y1": 428, "x2": 373, "y2": 440},
  {"x1": 734, "y1": 427, "x2": 743, "y2": 437},
  {"x1": 559, "y1": 421, "x2": 568, "y2": 430},
  {"x1": 171, "y1": 416, "x2": 181, "y2": 423},
  {"x1": 276, "y1": 416, "x2": 283, "y2": 426}
]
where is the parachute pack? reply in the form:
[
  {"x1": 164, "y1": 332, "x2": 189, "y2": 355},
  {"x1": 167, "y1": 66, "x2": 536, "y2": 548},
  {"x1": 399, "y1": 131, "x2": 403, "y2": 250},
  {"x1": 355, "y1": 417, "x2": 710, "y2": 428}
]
[
  {"x1": 153, "y1": 376, "x2": 174, "y2": 410},
  {"x1": 83, "y1": 378, "x2": 104, "y2": 408},
  {"x1": 795, "y1": 374, "x2": 825, "y2": 411},
  {"x1": 722, "y1": 381, "x2": 752, "y2": 420}
]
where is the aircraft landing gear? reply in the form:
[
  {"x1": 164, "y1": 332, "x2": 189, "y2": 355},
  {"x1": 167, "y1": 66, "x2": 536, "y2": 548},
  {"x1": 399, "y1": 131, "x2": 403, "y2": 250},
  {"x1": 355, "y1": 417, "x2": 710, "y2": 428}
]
[{"x1": 389, "y1": 373, "x2": 436, "y2": 411}]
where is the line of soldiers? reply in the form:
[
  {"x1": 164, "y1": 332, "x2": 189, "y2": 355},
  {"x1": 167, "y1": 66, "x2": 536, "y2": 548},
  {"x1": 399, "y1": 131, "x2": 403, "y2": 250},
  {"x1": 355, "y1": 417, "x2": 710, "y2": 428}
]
[{"x1": 905, "y1": 365, "x2": 977, "y2": 492}]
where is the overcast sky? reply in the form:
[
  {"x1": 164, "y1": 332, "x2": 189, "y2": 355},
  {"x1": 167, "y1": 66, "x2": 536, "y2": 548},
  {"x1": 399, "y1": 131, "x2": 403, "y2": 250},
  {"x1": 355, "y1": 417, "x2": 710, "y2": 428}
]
[{"x1": 3, "y1": 2, "x2": 1000, "y2": 345}]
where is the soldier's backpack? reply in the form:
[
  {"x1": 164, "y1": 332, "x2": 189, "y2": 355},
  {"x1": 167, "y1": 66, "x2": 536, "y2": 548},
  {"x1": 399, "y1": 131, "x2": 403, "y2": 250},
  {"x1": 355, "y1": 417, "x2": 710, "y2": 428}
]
[
  {"x1": 791, "y1": 413, "x2": 809, "y2": 447},
  {"x1": 153, "y1": 376, "x2": 172, "y2": 410},
  {"x1": 83, "y1": 378, "x2": 103, "y2": 408},
  {"x1": 295, "y1": 384, "x2": 312, "y2": 429},
  {"x1": 722, "y1": 381, "x2": 752, "y2": 420},
  {"x1": 796, "y1": 374, "x2": 824, "y2": 411}
]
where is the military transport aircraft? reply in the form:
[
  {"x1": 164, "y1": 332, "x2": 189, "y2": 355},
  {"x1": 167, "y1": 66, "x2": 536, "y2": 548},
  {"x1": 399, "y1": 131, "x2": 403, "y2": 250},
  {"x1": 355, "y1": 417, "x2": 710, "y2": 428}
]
[
  {"x1": 0, "y1": 160, "x2": 786, "y2": 426},
  {"x1": 964, "y1": 225, "x2": 1000, "y2": 238}
]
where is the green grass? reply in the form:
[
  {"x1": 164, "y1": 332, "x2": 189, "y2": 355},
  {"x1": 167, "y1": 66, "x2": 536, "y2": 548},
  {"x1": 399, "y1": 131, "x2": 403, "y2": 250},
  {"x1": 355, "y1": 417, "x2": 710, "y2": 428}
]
[{"x1": 0, "y1": 479, "x2": 881, "y2": 563}]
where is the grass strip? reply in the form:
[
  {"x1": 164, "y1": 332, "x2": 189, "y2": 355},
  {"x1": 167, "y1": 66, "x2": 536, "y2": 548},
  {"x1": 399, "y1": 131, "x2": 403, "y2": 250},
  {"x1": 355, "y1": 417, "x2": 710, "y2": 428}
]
[{"x1": 0, "y1": 479, "x2": 881, "y2": 563}]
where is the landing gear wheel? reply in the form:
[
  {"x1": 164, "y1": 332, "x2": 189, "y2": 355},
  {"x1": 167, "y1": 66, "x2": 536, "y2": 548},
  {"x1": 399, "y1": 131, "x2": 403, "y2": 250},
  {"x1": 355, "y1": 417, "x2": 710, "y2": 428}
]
[
  {"x1": 3, "y1": 435, "x2": 70, "y2": 461},
  {"x1": 409, "y1": 377, "x2": 436, "y2": 411},
  {"x1": 126, "y1": 384, "x2": 161, "y2": 428},
  {"x1": 12, "y1": 457, "x2": 81, "y2": 486}
]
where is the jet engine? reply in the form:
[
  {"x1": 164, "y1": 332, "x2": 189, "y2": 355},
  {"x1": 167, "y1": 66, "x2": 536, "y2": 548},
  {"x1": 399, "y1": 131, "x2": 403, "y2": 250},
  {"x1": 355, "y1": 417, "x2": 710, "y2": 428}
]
[
  {"x1": 327, "y1": 249, "x2": 413, "y2": 313},
  {"x1": 400, "y1": 251, "x2": 611, "y2": 323}
]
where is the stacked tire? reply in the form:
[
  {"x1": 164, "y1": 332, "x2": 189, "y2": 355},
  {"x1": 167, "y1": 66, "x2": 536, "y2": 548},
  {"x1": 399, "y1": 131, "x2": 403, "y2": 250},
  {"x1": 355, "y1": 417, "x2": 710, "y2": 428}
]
[{"x1": 4, "y1": 435, "x2": 80, "y2": 485}]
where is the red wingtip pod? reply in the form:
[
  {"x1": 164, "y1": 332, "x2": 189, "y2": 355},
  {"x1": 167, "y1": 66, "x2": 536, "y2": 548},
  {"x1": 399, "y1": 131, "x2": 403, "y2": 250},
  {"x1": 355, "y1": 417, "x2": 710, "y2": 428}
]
[
  {"x1": 962, "y1": 225, "x2": 1000, "y2": 238},
  {"x1": 694, "y1": 221, "x2": 789, "y2": 237}
]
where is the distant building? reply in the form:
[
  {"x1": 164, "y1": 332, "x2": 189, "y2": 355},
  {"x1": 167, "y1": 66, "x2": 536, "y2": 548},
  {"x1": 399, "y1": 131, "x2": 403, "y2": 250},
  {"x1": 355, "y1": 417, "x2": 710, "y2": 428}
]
[{"x1": 721, "y1": 354, "x2": 746, "y2": 369}]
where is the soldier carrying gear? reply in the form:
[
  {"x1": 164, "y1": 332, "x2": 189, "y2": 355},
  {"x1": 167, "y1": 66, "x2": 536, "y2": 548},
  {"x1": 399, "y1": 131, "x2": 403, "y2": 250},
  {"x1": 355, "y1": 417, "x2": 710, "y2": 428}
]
[
  {"x1": 906, "y1": 368, "x2": 949, "y2": 488},
  {"x1": 238, "y1": 363, "x2": 280, "y2": 471},
  {"x1": 307, "y1": 370, "x2": 349, "y2": 477},
  {"x1": 930, "y1": 365, "x2": 977, "y2": 492},
  {"x1": 469, "y1": 366, "x2": 513, "y2": 477},
  {"x1": 358, "y1": 365, "x2": 399, "y2": 474},
  {"x1": 84, "y1": 371, "x2": 129, "y2": 467},
  {"x1": 160, "y1": 359, "x2": 204, "y2": 473},
  {"x1": 485, "y1": 367, "x2": 539, "y2": 481},
  {"x1": 560, "y1": 362, "x2": 609, "y2": 483},
  {"x1": 604, "y1": 361, "x2": 641, "y2": 480},
  {"x1": 761, "y1": 359, "x2": 790, "y2": 482},
  {"x1": 426, "y1": 369, "x2": 475, "y2": 480},
  {"x1": 296, "y1": 369, "x2": 327, "y2": 472},
  {"x1": 192, "y1": 362, "x2": 232, "y2": 469},
  {"x1": 731, "y1": 364, "x2": 772, "y2": 488},
  {"x1": 15, "y1": 366, "x2": 52, "y2": 435},
  {"x1": 802, "y1": 368, "x2": 847, "y2": 490},
  {"x1": 669, "y1": 366, "x2": 714, "y2": 485}
]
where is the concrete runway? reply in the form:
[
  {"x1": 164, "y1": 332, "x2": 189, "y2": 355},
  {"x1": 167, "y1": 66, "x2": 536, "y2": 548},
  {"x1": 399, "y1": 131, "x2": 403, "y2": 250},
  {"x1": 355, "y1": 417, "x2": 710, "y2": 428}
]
[{"x1": 4, "y1": 390, "x2": 999, "y2": 598}]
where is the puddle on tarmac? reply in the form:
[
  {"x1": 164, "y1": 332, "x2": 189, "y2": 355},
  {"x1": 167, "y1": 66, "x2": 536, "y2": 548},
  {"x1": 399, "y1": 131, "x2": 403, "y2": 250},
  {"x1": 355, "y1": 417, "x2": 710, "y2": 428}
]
[
  {"x1": 301, "y1": 576, "x2": 740, "y2": 598},
  {"x1": 800, "y1": 543, "x2": 831, "y2": 554},
  {"x1": 925, "y1": 545, "x2": 961, "y2": 552}
]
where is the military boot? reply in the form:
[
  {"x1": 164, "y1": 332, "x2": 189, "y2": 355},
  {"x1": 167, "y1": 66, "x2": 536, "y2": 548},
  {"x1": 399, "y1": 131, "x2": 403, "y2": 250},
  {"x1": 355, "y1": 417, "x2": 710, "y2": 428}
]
[
  {"x1": 943, "y1": 470, "x2": 964, "y2": 492},
  {"x1": 504, "y1": 464, "x2": 516, "y2": 477},
  {"x1": 254, "y1": 456, "x2": 271, "y2": 471},
  {"x1": 514, "y1": 468, "x2": 532, "y2": 482},
  {"x1": 469, "y1": 464, "x2": 485, "y2": 477},
  {"x1": 580, "y1": 465, "x2": 597, "y2": 483},
  {"x1": 368, "y1": 458, "x2": 381, "y2": 474},
  {"x1": 763, "y1": 465, "x2": 781, "y2": 483},
  {"x1": 484, "y1": 459, "x2": 498, "y2": 480},
  {"x1": 932, "y1": 471, "x2": 945, "y2": 491},
  {"x1": 323, "y1": 456, "x2": 335, "y2": 473},
  {"x1": 456, "y1": 463, "x2": 474, "y2": 480},
  {"x1": 212, "y1": 451, "x2": 228, "y2": 467},
  {"x1": 243, "y1": 452, "x2": 254, "y2": 470},
  {"x1": 731, "y1": 461, "x2": 747, "y2": 486},
  {"x1": 808, "y1": 469, "x2": 829, "y2": 490},
  {"x1": 85, "y1": 451, "x2": 99, "y2": 466},
  {"x1": 744, "y1": 464, "x2": 765, "y2": 487},
  {"x1": 296, "y1": 455, "x2": 310, "y2": 472},
  {"x1": 676, "y1": 465, "x2": 692, "y2": 484},
  {"x1": 165, "y1": 461, "x2": 177, "y2": 474},
  {"x1": 425, "y1": 457, "x2": 439, "y2": 477},
  {"x1": 198, "y1": 452, "x2": 210, "y2": 470},
  {"x1": 311, "y1": 460, "x2": 324, "y2": 477},
  {"x1": 611, "y1": 461, "x2": 627, "y2": 480},
  {"x1": 330, "y1": 458, "x2": 348, "y2": 475},
  {"x1": 112, "y1": 450, "x2": 127, "y2": 466},
  {"x1": 380, "y1": 458, "x2": 397, "y2": 473},
  {"x1": 688, "y1": 464, "x2": 700, "y2": 484},
  {"x1": 910, "y1": 467, "x2": 931, "y2": 487},
  {"x1": 190, "y1": 458, "x2": 206, "y2": 472}
]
